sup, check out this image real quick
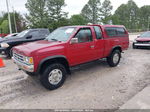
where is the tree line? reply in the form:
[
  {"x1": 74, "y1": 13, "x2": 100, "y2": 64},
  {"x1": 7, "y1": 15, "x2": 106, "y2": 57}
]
[{"x1": 0, "y1": 0, "x2": 150, "y2": 34}]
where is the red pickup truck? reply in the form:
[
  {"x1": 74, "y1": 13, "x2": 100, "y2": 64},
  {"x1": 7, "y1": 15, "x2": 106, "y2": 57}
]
[{"x1": 12, "y1": 25, "x2": 129, "y2": 90}]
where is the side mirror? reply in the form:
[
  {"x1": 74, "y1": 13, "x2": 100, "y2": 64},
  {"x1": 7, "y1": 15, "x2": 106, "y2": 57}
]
[
  {"x1": 70, "y1": 38, "x2": 78, "y2": 44},
  {"x1": 26, "y1": 35, "x2": 32, "y2": 39}
]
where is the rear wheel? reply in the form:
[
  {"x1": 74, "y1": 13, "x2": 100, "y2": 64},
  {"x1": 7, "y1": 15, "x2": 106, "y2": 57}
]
[
  {"x1": 107, "y1": 50, "x2": 121, "y2": 67},
  {"x1": 40, "y1": 63, "x2": 66, "y2": 90}
]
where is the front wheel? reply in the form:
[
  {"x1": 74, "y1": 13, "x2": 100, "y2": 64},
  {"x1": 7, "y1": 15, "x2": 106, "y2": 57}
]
[
  {"x1": 132, "y1": 44, "x2": 137, "y2": 49},
  {"x1": 6, "y1": 48, "x2": 13, "y2": 59},
  {"x1": 40, "y1": 63, "x2": 66, "y2": 90},
  {"x1": 107, "y1": 50, "x2": 121, "y2": 67}
]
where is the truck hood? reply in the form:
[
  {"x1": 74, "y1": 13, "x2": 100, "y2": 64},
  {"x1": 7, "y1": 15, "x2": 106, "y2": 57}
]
[
  {"x1": 136, "y1": 37, "x2": 150, "y2": 42},
  {"x1": 13, "y1": 40, "x2": 65, "y2": 56}
]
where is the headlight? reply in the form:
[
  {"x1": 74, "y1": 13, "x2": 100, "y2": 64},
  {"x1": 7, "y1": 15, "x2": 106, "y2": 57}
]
[
  {"x1": 25, "y1": 57, "x2": 34, "y2": 64},
  {"x1": 1, "y1": 43, "x2": 9, "y2": 48}
]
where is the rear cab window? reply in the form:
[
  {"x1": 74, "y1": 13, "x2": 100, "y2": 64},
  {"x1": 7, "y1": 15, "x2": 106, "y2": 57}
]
[
  {"x1": 105, "y1": 27, "x2": 127, "y2": 37},
  {"x1": 93, "y1": 26, "x2": 103, "y2": 39}
]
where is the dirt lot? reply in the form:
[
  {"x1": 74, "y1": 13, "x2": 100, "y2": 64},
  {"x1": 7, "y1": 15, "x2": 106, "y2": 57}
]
[{"x1": 0, "y1": 34, "x2": 150, "y2": 109}]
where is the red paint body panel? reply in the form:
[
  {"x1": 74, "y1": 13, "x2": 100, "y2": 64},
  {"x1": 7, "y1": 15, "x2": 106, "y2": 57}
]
[{"x1": 13, "y1": 25, "x2": 129, "y2": 73}]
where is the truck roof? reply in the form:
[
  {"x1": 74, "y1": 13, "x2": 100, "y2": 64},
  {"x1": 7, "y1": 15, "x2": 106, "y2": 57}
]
[
  {"x1": 62, "y1": 24, "x2": 125, "y2": 28},
  {"x1": 29, "y1": 28, "x2": 49, "y2": 31},
  {"x1": 90, "y1": 24, "x2": 125, "y2": 28}
]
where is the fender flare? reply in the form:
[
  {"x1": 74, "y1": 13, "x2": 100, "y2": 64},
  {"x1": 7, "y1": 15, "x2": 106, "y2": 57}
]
[
  {"x1": 37, "y1": 55, "x2": 70, "y2": 74},
  {"x1": 108, "y1": 46, "x2": 122, "y2": 57}
]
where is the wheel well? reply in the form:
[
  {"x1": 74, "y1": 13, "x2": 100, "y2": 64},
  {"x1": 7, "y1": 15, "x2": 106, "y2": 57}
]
[
  {"x1": 112, "y1": 47, "x2": 122, "y2": 53},
  {"x1": 39, "y1": 58, "x2": 71, "y2": 75}
]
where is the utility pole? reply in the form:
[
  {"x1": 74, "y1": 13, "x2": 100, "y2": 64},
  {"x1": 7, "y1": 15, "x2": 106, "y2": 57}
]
[
  {"x1": 12, "y1": 7, "x2": 18, "y2": 33},
  {"x1": 6, "y1": 0, "x2": 12, "y2": 34},
  {"x1": 148, "y1": 16, "x2": 150, "y2": 31}
]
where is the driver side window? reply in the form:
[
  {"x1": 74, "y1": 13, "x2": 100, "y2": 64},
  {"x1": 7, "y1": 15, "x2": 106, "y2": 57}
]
[
  {"x1": 75, "y1": 28, "x2": 93, "y2": 43},
  {"x1": 28, "y1": 30, "x2": 39, "y2": 38}
]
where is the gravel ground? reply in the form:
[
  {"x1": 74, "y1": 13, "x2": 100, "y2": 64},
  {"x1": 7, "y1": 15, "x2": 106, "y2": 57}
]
[{"x1": 0, "y1": 34, "x2": 150, "y2": 109}]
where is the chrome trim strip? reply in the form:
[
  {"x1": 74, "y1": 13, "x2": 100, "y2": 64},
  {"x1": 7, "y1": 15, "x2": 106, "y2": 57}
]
[{"x1": 134, "y1": 44, "x2": 150, "y2": 46}]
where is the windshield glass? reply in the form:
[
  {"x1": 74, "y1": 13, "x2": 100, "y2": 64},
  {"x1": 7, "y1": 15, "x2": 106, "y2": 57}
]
[
  {"x1": 46, "y1": 27, "x2": 76, "y2": 42},
  {"x1": 140, "y1": 32, "x2": 150, "y2": 37},
  {"x1": 5, "y1": 33, "x2": 17, "y2": 38},
  {"x1": 17, "y1": 30, "x2": 29, "y2": 37}
]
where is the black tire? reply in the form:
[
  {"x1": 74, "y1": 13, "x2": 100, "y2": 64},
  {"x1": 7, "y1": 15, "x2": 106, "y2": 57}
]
[
  {"x1": 40, "y1": 63, "x2": 66, "y2": 90},
  {"x1": 132, "y1": 44, "x2": 137, "y2": 49},
  {"x1": 6, "y1": 48, "x2": 13, "y2": 59},
  {"x1": 25, "y1": 72, "x2": 36, "y2": 76},
  {"x1": 107, "y1": 50, "x2": 121, "y2": 67}
]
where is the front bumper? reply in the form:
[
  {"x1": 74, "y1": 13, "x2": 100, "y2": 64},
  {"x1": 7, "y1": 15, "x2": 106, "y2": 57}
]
[
  {"x1": 133, "y1": 43, "x2": 150, "y2": 47},
  {"x1": 0, "y1": 47, "x2": 6, "y2": 52},
  {"x1": 12, "y1": 57, "x2": 34, "y2": 72}
]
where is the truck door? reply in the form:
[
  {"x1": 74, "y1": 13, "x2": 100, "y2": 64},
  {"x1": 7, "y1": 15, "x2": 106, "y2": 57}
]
[{"x1": 67, "y1": 27, "x2": 97, "y2": 66}]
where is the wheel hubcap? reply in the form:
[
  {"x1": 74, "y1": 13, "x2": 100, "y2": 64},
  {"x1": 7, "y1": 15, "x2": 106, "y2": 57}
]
[
  {"x1": 48, "y1": 69, "x2": 63, "y2": 85},
  {"x1": 113, "y1": 53, "x2": 119, "y2": 64}
]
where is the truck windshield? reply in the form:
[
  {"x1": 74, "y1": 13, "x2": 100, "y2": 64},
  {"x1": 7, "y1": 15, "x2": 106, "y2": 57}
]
[
  {"x1": 46, "y1": 27, "x2": 76, "y2": 42},
  {"x1": 17, "y1": 30, "x2": 29, "y2": 38}
]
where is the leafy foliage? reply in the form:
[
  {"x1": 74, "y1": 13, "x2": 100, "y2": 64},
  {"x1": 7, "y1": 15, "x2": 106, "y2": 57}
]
[
  {"x1": 139, "y1": 5, "x2": 150, "y2": 30},
  {"x1": 26, "y1": 0, "x2": 49, "y2": 28},
  {"x1": 81, "y1": 0, "x2": 101, "y2": 24},
  {"x1": 70, "y1": 14, "x2": 87, "y2": 25},
  {"x1": 26, "y1": 0, "x2": 68, "y2": 30},
  {"x1": 0, "y1": 20, "x2": 9, "y2": 34},
  {"x1": 0, "y1": 12, "x2": 26, "y2": 34},
  {"x1": 101, "y1": 0, "x2": 113, "y2": 24},
  {"x1": 112, "y1": 0, "x2": 150, "y2": 30}
]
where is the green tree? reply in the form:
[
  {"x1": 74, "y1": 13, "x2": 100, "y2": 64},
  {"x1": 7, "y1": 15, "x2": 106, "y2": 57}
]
[
  {"x1": 47, "y1": 0, "x2": 68, "y2": 29},
  {"x1": 25, "y1": 0, "x2": 49, "y2": 28},
  {"x1": 127, "y1": 0, "x2": 139, "y2": 29},
  {"x1": 101, "y1": 0, "x2": 113, "y2": 24},
  {"x1": 0, "y1": 17, "x2": 3, "y2": 25},
  {"x1": 113, "y1": 4, "x2": 129, "y2": 26},
  {"x1": 139, "y1": 5, "x2": 150, "y2": 30},
  {"x1": 81, "y1": 0, "x2": 101, "y2": 24},
  {"x1": 47, "y1": 0, "x2": 67, "y2": 21},
  {"x1": 0, "y1": 20, "x2": 9, "y2": 34},
  {"x1": 25, "y1": 0, "x2": 68, "y2": 30},
  {"x1": 0, "y1": 12, "x2": 26, "y2": 33},
  {"x1": 70, "y1": 14, "x2": 87, "y2": 25},
  {"x1": 49, "y1": 18, "x2": 70, "y2": 31},
  {"x1": 113, "y1": 0, "x2": 139, "y2": 29}
]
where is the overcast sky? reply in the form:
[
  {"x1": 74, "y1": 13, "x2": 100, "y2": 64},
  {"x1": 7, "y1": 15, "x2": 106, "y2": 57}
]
[{"x1": 0, "y1": 0, "x2": 150, "y2": 17}]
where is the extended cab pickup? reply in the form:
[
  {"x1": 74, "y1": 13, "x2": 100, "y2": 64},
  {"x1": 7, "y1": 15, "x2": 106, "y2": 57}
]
[{"x1": 12, "y1": 25, "x2": 129, "y2": 90}]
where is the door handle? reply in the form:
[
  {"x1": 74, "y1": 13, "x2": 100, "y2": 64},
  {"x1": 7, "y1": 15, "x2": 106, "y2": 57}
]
[
  {"x1": 90, "y1": 45, "x2": 95, "y2": 48},
  {"x1": 114, "y1": 40, "x2": 119, "y2": 42}
]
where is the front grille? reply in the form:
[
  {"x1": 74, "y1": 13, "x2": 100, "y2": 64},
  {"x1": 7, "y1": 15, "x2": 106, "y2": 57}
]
[
  {"x1": 13, "y1": 52, "x2": 25, "y2": 63},
  {"x1": 137, "y1": 41, "x2": 150, "y2": 44}
]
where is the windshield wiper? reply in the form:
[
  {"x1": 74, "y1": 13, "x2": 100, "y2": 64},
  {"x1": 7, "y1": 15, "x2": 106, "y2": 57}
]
[
  {"x1": 51, "y1": 39, "x2": 60, "y2": 42},
  {"x1": 51, "y1": 39, "x2": 58, "y2": 41}
]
